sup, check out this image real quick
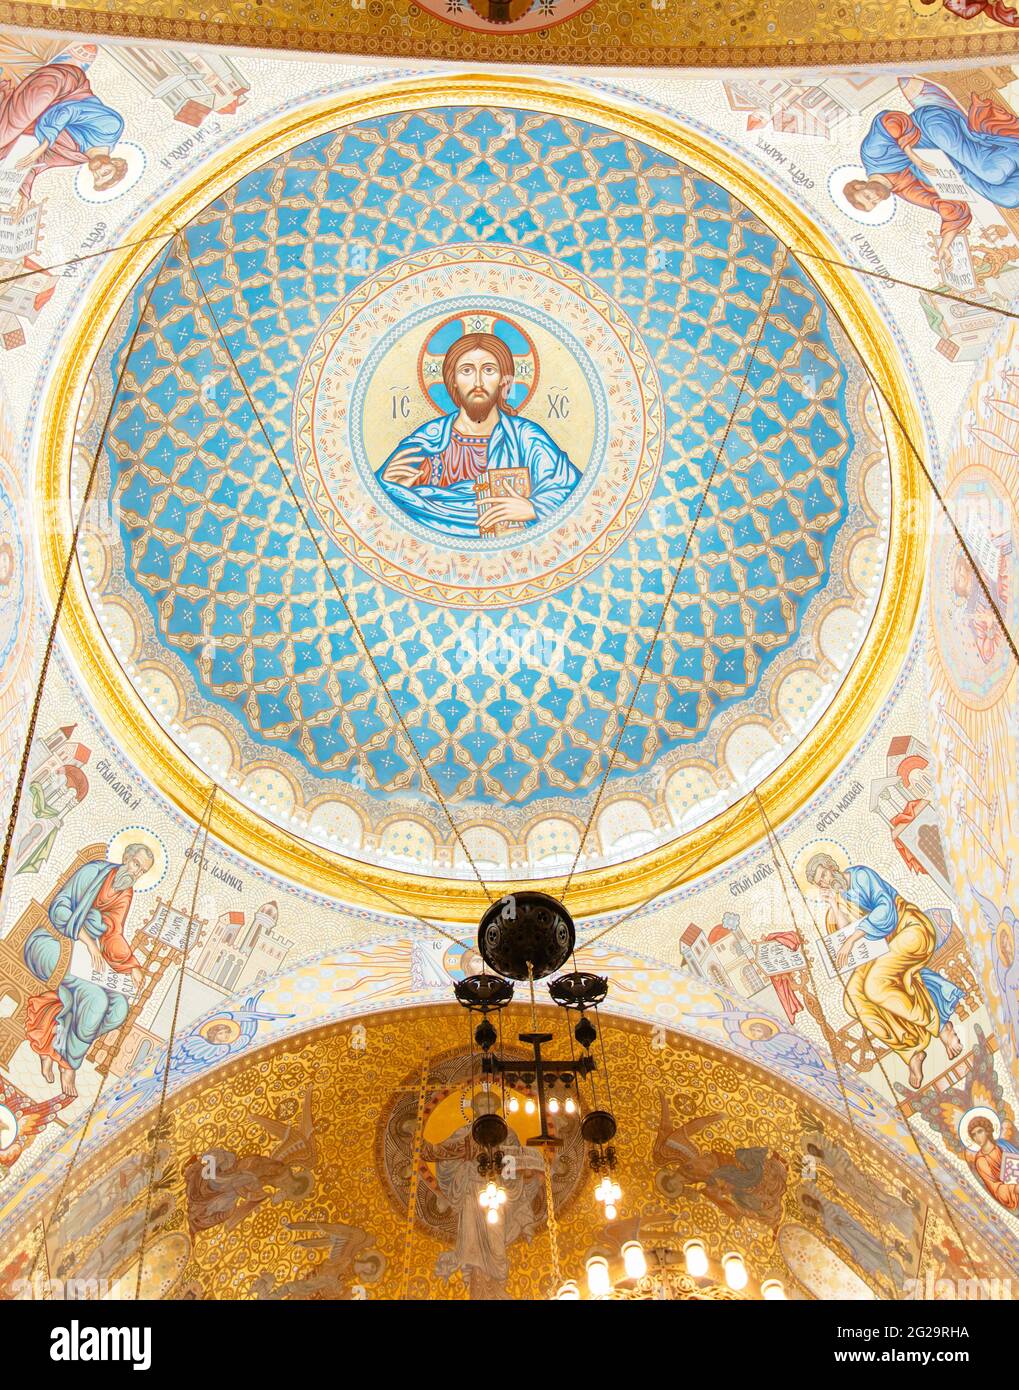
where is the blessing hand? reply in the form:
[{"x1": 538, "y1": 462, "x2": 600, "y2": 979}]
[{"x1": 382, "y1": 447, "x2": 428, "y2": 486}]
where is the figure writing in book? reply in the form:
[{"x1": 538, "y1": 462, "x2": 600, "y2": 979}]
[
  {"x1": 844, "y1": 77, "x2": 1019, "y2": 276},
  {"x1": 377, "y1": 332, "x2": 581, "y2": 539},
  {"x1": 805, "y1": 853, "x2": 963, "y2": 1090},
  {"x1": 21, "y1": 842, "x2": 153, "y2": 1098},
  {"x1": 0, "y1": 48, "x2": 127, "y2": 216}
]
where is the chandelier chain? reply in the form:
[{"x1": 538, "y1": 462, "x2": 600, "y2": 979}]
[
  {"x1": 557, "y1": 248, "x2": 790, "y2": 904},
  {"x1": 180, "y1": 242, "x2": 495, "y2": 905}
]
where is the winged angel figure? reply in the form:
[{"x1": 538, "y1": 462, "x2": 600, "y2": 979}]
[
  {"x1": 973, "y1": 891, "x2": 1019, "y2": 1055},
  {"x1": 904, "y1": 1026, "x2": 1019, "y2": 1214},
  {"x1": 112, "y1": 990, "x2": 295, "y2": 1112},
  {"x1": 251, "y1": 1222, "x2": 385, "y2": 1299},
  {"x1": 0, "y1": 1072, "x2": 69, "y2": 1168}
]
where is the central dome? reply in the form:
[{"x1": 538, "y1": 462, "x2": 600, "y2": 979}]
[{"x1": 75, "y1": 88, "x2": 897, "y2": 892}]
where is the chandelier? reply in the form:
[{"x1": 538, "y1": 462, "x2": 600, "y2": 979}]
[
  {"x1": 453, "y1": 891, "x2": 788, "y2": 1301},
  {"x1": 558, "y1": 1234, "x2": 788, "y2": 1301},
  {"x1": 453, "y1": 891, "x2": 620, "y2": 1220}
]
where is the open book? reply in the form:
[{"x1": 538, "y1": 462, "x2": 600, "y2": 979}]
[
  {"x1": 913, "y1": 148, "x2": 971, "y2": 203},
  {"x1": 909, "y1": 149, "x2": 978, "y2": 291},
  {"x1": 1001, "y1": 1153, "x2": 1019, "y2": 1185},
  {"x1": 755, "y1": 938, "x2": 806, "y2": 976},
  {"x1": 0, "y1": 168, "x2": 24, "y2": 209},
  {"x1": 818, "y1": 919, "x2": 888, "y2": 980},
  {"x1": 70, "y1": 938, "x2": 137, "y2": 999}
]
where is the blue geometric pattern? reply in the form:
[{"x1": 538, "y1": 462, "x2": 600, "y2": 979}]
[{"x1": 105, "y1": 106, "x2": 854, "y2": 806}]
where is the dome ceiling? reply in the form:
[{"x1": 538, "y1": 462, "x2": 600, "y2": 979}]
[
  {"x1": 56, "y1": 82, "x2": 918, "y2": 908},
  {"x1": 5, "y1": 39, "x2": 1019, "y2": 1311}
]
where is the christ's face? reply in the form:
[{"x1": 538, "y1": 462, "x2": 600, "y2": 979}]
[{"x1": 453, "y1": 348, "x2": 507, "y2": 423}]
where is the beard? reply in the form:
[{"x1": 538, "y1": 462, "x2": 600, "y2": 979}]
[
  {"x1": 112, "y1": 866, "x2": 137, "y2": 892},
  {"x1": 457, "y1": 384, "x2": 500, "y2": 424},
  {"x1": 830, "y1": 869, "x2": 849, "y2": 895}
]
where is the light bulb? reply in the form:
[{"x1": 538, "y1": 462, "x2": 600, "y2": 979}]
[
  {"x1": 622, "y1": 1241, "x2": 647, "y2": 1280},
  {"x1": 565, "y1": 1097, "x2": 576, "y2": 1114},
  {"x1": 487, "y1": 1207, "x2": 499, "y2": 1225},
  {"x1": 525, "y1": 1097, "x2": 536, "y2": 1115},
  {"x1": 496, "y1": 1187, "x2": 507, "y2": 1205},
  {"x1": 604, "y1": 1203, "x2": 617, "y2": 1221},
  {"x1": 556, "y1": 1280, "x2": 581, "y2": 1300},
  {"x1": 548, "y1": 1097, "x2": 560, "y2": 1114},
  {"x1": 586, "y1": 1255, "x2": 610, "y2": 1298},
  {"x1": 761, "y1": 1279, "x2": 786, "y2": 1301},
  {"x1": 508, "y1": 1096, "x2": 519, "y2": 1113},
  {"x1": 723, "y1": 1252, "x2": 748, "y2": 1291},
  {"x1": 684, "y1": 1239, "x2": 709, "y2": 1278},
  {"x1": 611, "y1": 1182, "x2": 622, "y2": 1203}
]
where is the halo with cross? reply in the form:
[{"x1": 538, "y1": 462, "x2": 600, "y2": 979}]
[{"x1": 416, "y1": 312, "x2": 539, "y2": 414}]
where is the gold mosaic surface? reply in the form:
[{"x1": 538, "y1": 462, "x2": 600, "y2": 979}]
[
  {"x1": 3, "y1": 1007, "x2": 1009, "y2": 1300},
  {"x1": 2, "y1": 0, "x2": 1019, "y2": 68}
]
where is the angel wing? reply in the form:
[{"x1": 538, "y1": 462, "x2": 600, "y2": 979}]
[
  {"x1": 284, "y1": 1220, "x2": 369, "y2": 1267},
  {"x1": 233, "y1": 993, "x2": 295, "y2": 1045},
  {"x1": 249, "y1": 1088, "x2": 316, "y2": 1166},
  {"x1": 973, "y1": 889, "x2": 1003, "y2": 932},
  {"x1": 936, "y1": 1098, "x2": 970, "y2": 1161},
  {"x1": 677, "y1": 1112, "x2": 725, "y2": 1138},
  {"x1": 170, "y1": 1032, "x2": 232, "y2": 1074},
  {"x1": 968, "y1": 1027, "x2": 1008, "y2": 1115},
  {"x1": 15, "y1": 1098, "x2": 65, "y2": 1144},
  {"x1": 239, "y1": 990, "x2": 293, "y2": 1022}
]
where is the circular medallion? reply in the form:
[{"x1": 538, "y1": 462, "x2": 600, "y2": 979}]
[
  {"x1": 930, "y1": 464, "x2": 1019, "y2": 711},
  {"x1": 294, "y1": 244, "x2": 662, "y2": 607},
  {"x1": 376, "y1": 1048, "x2": 586, "y2": 1297},
  {"x1": 50, "y1": 79, "x2": 921, "y2": 915},
  {"x1": 417, "y1": 0, "x2": 596, "y2": 33}
]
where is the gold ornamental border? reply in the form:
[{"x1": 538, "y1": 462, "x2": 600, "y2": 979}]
[
  {"x1": 2, "y1": 0, "x2": 1019, "y2": 70},
  {"x1": 38, "y1": 74, "x2": 925, "y2": 923}
]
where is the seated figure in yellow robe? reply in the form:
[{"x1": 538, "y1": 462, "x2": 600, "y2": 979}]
[{"x1": 806, "y1": 854, "x2": 963, "y2": 1090}]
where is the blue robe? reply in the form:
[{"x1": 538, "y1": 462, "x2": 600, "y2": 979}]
[
  {"x1": 34, "y1": 95, "x2": 123, "y2": 154},
  {"x1": 376, "y1": 411, "x2": 581, "y2": 538},
  {"x1": 862, "y1": 91, "x2": 1019, "y2": 208},
  {"x1": 844, "y1": 865, "x2": 962, "y2": 1028},
  {"x1": 24, "y1": 861, "x2": 130, "y2": 1071}
]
